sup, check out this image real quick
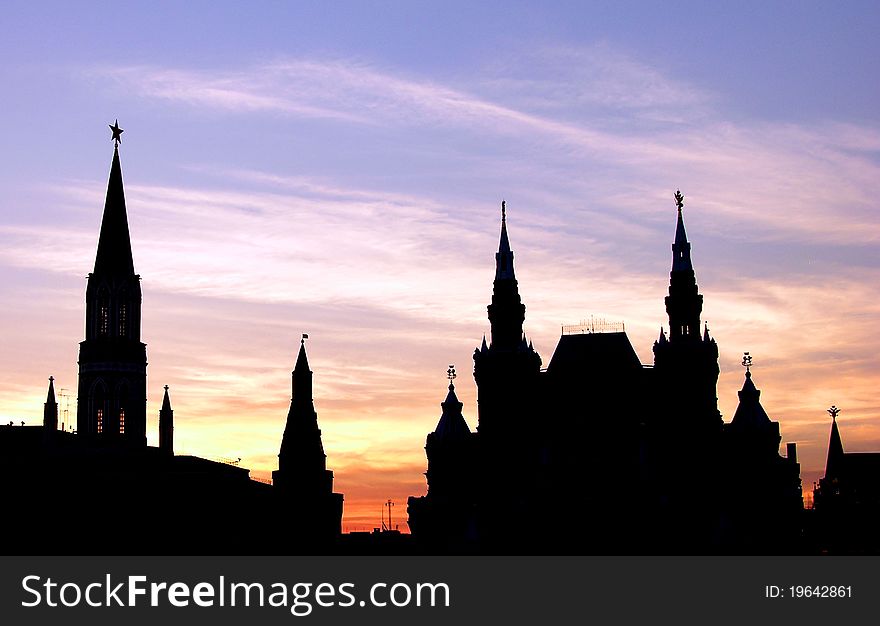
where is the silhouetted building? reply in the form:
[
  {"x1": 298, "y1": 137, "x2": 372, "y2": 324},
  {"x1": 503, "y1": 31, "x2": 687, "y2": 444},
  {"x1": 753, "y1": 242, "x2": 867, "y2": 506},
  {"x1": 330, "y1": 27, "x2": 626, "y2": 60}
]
[
  {"x1": 272, "y1": 337, "x2": 344, "y2": 540},
  {"x1": 721, "y1": 364, "x2": 803, "y2": 552},
  {"x1": 813, "y1": 409, "x2": 880, "y2": 553},
  {"x1": 407, "y1": 371, "x2": 478, "y2": 552},
  {"x1": 0, "y1": 129, "x2": 344, "y2": 554},
  {"x1": 409, "y1": 194, "x2": 805, "y2": 554},
  {"x1": 76, "y1": 143, "x2": 148, "y2": 446}
]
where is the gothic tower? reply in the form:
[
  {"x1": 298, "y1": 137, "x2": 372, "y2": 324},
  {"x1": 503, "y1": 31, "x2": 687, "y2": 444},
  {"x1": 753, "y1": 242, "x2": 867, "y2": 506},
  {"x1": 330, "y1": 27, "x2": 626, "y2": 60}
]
[
  {"x1": 473, "y1": 202, "x2": 542, "y2": 438},
  {"x1": 652, "y1": 191, "x2": 721, "y2": 430},
  {"x1": 76, "y1": 124, "x2": 148, "y2": 447},
  {"x1": 272, "y1": 336, "x2": 343, "y2": 540}
]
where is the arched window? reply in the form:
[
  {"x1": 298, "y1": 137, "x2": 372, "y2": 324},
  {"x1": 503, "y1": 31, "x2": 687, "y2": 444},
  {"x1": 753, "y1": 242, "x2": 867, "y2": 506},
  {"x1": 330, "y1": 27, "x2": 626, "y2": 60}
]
[{"x1": 91, "y1": 380, "x2": 107, "y2": 436}]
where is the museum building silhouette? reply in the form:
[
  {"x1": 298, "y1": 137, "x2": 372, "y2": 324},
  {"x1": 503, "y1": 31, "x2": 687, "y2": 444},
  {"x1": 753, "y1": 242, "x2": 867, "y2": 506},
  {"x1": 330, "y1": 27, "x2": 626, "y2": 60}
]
[{"x1": 407, "y1": 197, "x2": 805, "y2": 554}]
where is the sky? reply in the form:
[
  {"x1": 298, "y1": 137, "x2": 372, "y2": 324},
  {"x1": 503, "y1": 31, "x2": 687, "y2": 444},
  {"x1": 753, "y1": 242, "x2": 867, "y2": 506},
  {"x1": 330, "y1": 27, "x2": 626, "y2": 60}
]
[{"x1": 1, "y1": 1, "x2": 879, "y2": 529}]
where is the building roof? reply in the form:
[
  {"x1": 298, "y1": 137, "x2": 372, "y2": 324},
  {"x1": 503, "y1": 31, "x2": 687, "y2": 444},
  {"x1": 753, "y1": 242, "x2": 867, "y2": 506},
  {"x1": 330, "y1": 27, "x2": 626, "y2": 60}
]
[{"x1": 546, "y1": 331, "x2": 642, "y2": 376}]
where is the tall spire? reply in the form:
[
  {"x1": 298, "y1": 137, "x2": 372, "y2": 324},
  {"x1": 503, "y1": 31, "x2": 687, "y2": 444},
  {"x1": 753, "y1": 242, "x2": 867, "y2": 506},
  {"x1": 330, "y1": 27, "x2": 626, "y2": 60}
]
[
  {"x1": 495, "y1": 200, "x2": 515, "y2": 280},
  {"x1": 278, "y1": 334, "x2": 326, "y2": 478},
  {"x1": 486, "y1": 201, "x2": 526, "y2": 351},
  {"x1": 94, "y1": 135, "x2": 135, "y2": 276},
  {"x1": 825, "y1": 406, "x2": 844, "y2": 480},
  {"x1": 664, "y1": 189, "x2": 703, "y2": 342}
]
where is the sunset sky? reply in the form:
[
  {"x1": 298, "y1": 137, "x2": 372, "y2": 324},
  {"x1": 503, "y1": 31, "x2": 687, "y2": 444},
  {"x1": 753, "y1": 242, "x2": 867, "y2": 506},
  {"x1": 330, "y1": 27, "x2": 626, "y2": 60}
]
[{"x1": 1, "y1": 1, "x2": 879, "y2": 529}]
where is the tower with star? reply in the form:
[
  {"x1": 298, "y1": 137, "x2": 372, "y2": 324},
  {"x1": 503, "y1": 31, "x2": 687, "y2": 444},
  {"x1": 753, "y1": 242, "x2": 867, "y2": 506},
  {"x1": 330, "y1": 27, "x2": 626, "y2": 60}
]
[{"x1": 76, "y1": 121, "x2": 148, "y2": 446}]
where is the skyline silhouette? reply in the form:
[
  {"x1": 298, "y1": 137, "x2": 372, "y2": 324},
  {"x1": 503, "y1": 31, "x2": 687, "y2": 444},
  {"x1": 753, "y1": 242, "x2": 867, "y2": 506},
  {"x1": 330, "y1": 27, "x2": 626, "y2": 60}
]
[
  {"x1": 2, "y1": 127, "x2": 877, "y2": 553},
  {"x1": 2, "y1": 4, "x2": 879, "y2": 533}
]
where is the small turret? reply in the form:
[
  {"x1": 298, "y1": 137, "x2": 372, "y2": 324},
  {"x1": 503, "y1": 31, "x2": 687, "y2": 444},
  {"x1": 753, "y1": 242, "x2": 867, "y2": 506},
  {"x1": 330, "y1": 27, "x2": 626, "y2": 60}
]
[
  {"x1": 43, "y1": 376, "x2": 58, "y2": 431},
  {"x1": 159, "y1": 385, "x2": 174, "y2": 455}
]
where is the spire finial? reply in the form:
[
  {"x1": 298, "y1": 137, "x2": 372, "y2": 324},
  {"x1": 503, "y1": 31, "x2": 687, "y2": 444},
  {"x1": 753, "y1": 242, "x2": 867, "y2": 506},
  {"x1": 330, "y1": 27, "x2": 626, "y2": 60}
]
[
  {"x1": 49, "y1": 376, "x2": 54, "y2": 382},
  {"x1": 446, "y1": 364, "x2": 457, "y2": 389},
  {"x1": 302, "y1": 333, "x2": 309, "y2": 345},
  {"x1": 828, "y1": 405, "x2": 840, "y2": 420},
  {"x1": 109, "y1": 119, "x2": 124, "y2": 146},
  {"x1": 674, "y1": 189, "x2": 684, "y2": 212},
  {"x1": 164, "y1": 384, "x2": 169, "y2": 392},
  {"x1": 501, "y1": 200, "x2": 506, "y2": 222},
  {"x1": 741, "y1": 351, "x2": 752, "y2": 373}
]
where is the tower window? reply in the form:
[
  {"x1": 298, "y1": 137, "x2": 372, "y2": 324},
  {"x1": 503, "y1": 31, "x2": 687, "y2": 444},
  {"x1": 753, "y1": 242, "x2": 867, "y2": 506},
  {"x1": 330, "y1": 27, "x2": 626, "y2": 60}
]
[
  {"x1": 97, "y1": 409, "x2": 103, "y2": 434},
  {"x1": 119, "y1": 409, "x2": 125, "y2": 434},
  {"x1": 99, "y1": 302, "x2": 109, "y2": 336},
  {"x1": 118, "y1": 303, "x2": 127, "y2": 337}
]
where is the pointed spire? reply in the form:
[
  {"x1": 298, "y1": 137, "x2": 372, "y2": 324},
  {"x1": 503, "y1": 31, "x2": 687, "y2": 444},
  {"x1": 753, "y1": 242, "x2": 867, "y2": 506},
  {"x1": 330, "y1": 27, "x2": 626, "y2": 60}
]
[
  {"x1": 43, "y1": 376, "x2": 58, "y2": 431},
  {"x1": 703, "y1": 321, "x2": 711, "y2": 342},
  {"x1": 159, "y1": 384, "x2": 174, "y2": 455},
  {"x1": 671, "y1": 189, "x2": 693, "y2": 272},
  {"x1": 46, "y1": 376, "x2": 56, "y2": 404},
  {"x1": 161, "y1": 384, "x2": 172, "y2": 411},
  {"x1": 657, "y1": 326, "x2": 667, "y2": 344},
  {"x1": 295, "y1": 334, "x2": 310, "y2": 373},
  {"x1": 480, "y1": 334, "x2": 488, "y2": 353},
  {"x1": 495, "y1": 200, "x2": 515, "y2": 280},
  {"x1": 825, "y1": 406, "x2": 844, "y2": 480},
  {"x1": 93, "y1": 141, "x2": 135, "y2": 276}
]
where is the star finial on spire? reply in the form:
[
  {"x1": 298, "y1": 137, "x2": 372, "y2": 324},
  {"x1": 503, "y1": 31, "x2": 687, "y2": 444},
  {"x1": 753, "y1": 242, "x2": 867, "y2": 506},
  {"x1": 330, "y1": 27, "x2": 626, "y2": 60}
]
[
  {"x1": 674, "y1": 189, "x2": 684, "y2": 212},
  {"x1": 828, "y1": 405, "x2": 840, "y2": 420},
  {"x1": 109, "y1": 119, "x2": 124, "y2": 146},
  {"x1": 741, "y1": 351, "x2": 752, "y2": 372}
]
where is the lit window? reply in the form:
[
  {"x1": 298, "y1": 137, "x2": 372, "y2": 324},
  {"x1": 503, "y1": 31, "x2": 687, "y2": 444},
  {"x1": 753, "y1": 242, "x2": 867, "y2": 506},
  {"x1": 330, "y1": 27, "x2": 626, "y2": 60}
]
[
  {"x1": 118, "y1": 304, "x2": 127, "y2": 337},
  {"x1": 119, "y1": 409, "x2": 125, "y2": 434},
  {"x1": 99, "y1": 302, "x2": 109, "y2": 336},
  {"x1": 97, "y1": 409, "x2": 103, "y2": 434}
]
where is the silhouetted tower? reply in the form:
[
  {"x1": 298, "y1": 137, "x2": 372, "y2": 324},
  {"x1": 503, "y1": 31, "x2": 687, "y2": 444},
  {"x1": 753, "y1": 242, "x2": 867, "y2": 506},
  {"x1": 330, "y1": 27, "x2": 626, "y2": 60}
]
[
  {"x1": 159, "y1": 385, "x2": 174, "y2": 455},
  {"x1": 653, "y1": 190, "x2": 721, "y2": 430},
  {"x1": 76, "y1": 122, "x2": 148, "y2": 446},
  {"x1": 473, "y1": 202, "x2": 542, "y2": 437},
  {"x1": 721, "y1": 354, "x2": 803, "y2": 549},
  {"x1": 425, "y1": 366, "x2": 474, "y2": 498},
  {"x1": 272, "y1": 335, "x2": 343, "y2": 540},
  {"x1": 273, "y1": 336, "x2": 334, "y2": 496},
  {"x1": 43, "y1": 376, "x2": 58, "y2": 431}
]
